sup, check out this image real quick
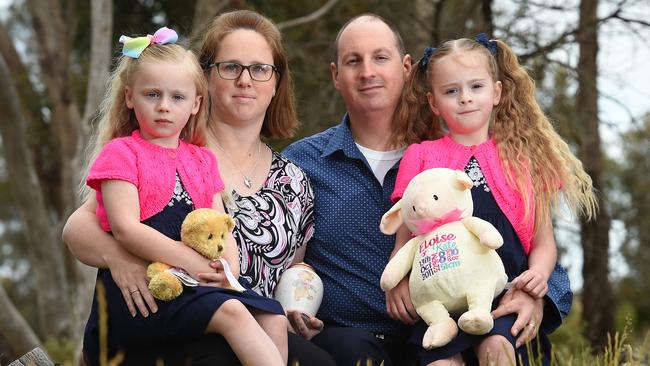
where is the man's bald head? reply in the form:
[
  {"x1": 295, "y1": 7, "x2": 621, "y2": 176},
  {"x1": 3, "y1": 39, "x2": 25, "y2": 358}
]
[{"x1": 332, "y1": 13, "x2": 406, "y2": 65}]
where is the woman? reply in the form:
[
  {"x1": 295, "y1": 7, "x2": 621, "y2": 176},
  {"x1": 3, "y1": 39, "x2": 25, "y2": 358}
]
[{"x1": 64, "y1": 10, "x2": 335, "y2": 366}]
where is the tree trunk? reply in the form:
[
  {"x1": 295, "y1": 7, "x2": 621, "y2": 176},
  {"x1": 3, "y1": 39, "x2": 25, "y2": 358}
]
[
  {"x1": 0, "y1": 284, "x2": 42, "y2": 358},
  {"x1": 69, "y1": 0, "x2": 115, "y2": 341},
  {"x1": 0, "y1": 47, "x2": 71, "y2": 341},
  {"x1": 411, "y1": 0, "x2": 434, "y2": 55},
  {"x1": 190, "y1": 0, "x2": 230, "y2": 45},
  {"x1": 432, "y1": 0, "x2": 492, "y2": 44},
  {"x1": 576, "y1": 0, "x2": 614, "y2": 350},
  {"x1": 26, "y1": 0, "x2": 80, "y2": 218}
]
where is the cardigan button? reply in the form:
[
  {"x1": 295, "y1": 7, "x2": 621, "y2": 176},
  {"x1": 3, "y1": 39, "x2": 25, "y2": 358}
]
[{"x1": 168, "y1": 151, "x2": 176, "y2": 158}]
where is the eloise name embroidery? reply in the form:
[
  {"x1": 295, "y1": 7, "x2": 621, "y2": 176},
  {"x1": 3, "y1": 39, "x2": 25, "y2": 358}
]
[{"x1": 418, "y1": 233, "x2": 461, "y2": 281}]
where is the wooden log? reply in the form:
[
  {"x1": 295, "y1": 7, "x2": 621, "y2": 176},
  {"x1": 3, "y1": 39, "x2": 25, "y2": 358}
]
[{"x1": 8, "y1": 347, "x2": 55, "y2": 366}]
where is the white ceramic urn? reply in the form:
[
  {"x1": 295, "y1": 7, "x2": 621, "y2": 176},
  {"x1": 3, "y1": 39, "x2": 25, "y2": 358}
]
[{"x1": 274, "y1": 263, "x2": 323, "y2": 316}]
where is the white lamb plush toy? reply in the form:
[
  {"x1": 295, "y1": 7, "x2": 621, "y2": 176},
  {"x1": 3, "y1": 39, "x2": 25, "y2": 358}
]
[{"x1": 380, "y1": 168, "x2": 507, "y2": 349}]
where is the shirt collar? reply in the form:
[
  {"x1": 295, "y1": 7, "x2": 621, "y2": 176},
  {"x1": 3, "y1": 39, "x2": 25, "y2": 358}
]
[{"x1": 321, "y1": 113, "x2": 365, "y2": 161}]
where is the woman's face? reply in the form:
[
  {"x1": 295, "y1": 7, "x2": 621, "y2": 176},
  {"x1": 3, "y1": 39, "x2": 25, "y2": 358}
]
[{"x1": 208, "y1": 29, "x2": 277, "y2": 126}]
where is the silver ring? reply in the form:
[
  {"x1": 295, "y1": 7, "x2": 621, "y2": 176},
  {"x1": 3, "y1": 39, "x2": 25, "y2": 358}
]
[
  {"x1": 130, "y1": 289, "x2": 140, "y2": 294},
  {"x1": 527, "y1": 322, "x2": 536, "y2": 328}
]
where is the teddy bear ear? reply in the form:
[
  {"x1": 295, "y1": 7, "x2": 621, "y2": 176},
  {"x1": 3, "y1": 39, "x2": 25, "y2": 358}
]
[
  {"x1": 380, "y1": 200, "x2": 404, "y2": 235},
  {"x1": 455, "y1": 170, "x2": 473, "y2": 190}
]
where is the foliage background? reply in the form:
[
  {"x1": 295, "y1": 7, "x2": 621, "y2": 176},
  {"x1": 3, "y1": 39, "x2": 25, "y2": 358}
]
[{"x1": 0, "y1": 0, "x2": 649, "y2": 363}]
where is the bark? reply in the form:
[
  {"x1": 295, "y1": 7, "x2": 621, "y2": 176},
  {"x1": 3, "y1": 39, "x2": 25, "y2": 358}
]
[
  {"x1": 27, "y1": 0, "x2": 80, "y2": 218},
  {"x1": 81, "y1": 0, "x2": 113, "y2": 164},
  {"x1": 70, "y1": 0, "x2": 114, "y2": 339},
  {"x1": 432, "y1": 0, "x2": 492, "y2": 44},
  {"x1": 190, "y1": 0, "x2": 230, "y2": 45},
  {"x1": 0, "y1": 49, "x2": 71, "y2": 341},
  {"x1": 0, "y1": 284, "x2": 42, "y2": 358},
  {"x1": 0, "y1": 24, "x2": 41, "y2": 126},
  {"x1": 576, "y1": 0, "x2": 614, "y2": 350},
  {"x1": 412, "y1": 0, "x2": 434, "y2": 54},
  {"x1": 481, "y1": 0, "x2": 494, "y2": 36}
]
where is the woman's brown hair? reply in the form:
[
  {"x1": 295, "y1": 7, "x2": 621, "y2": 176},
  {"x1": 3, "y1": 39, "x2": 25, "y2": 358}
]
[{"x1": 198, "y1": 10, "x2": 298, "y2": 139}]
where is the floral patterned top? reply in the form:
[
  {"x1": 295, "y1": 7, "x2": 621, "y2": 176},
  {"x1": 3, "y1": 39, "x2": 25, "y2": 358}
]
[
  {"x1": 223, "y1": 150, "x2": 315, "y2": 297},
  {"x1": 465, "y1": 157, "x2": 490, "y2": 192}
]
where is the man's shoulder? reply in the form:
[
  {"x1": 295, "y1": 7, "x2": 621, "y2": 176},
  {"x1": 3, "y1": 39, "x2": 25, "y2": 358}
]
[{"x1": 284, "y1": 124, "x2": 340, "y2": 158}]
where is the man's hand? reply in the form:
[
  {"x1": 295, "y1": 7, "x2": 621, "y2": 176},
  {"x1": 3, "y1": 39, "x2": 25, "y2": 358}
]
[
  {"x1": 385, "y1": 276, "x2": 419, "y2": 324},
  {"x1": 491, "y1": 288, "x2": 544, "y2": 347},
  {"x1": 287, "y1": 310, "x2": 324, "y2": 340}
]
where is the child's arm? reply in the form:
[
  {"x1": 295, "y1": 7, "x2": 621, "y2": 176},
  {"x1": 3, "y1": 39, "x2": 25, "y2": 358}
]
[
  {"x1": 512, "y1": 216, "x2": 557, "y2": 298},
  {"x1": 101, "y1": 180, "x2": 216, "y2": 279},
  {"x1": 385, "y1": 224, "x2": 420, "y2": 325}
]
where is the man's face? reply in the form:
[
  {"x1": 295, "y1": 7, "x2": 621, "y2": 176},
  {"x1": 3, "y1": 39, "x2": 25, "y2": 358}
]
[{"x1": 331, "y1": 18, "x2": 411, "y2": 115}]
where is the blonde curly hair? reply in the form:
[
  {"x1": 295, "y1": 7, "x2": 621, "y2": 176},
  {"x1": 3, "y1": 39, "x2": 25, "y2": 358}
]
[{"x1": 395, "y1": 36, "x2": 597, "y2": 232}]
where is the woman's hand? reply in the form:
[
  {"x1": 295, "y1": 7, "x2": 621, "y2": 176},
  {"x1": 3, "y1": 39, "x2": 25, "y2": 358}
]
[
  {"x1": 196, "y1": 259, "x2": 228, "y2": 287},
  {"x1": 491, "y1": 288, "x2": 544, "y2": 347},
  {"x1": 385, "y1": 276, "x2": 419, "y2": 324},
  {"x1": 62, "y1": 197, "x2": 158, "y2": 317},
  {"x1": 106, "y1": 252, "x2": 158, "y2": 317},
  {"x1": 287, "y1": 310, "x2": 324, "y2": 340}
]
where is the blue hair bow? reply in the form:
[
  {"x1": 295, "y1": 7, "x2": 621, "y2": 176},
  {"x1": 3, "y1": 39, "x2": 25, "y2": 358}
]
[
  {"x1": 418, "y1": 46, "x2": 436, "y2": 70},
  {"x1": 474, "y1": 33, "x2": 497, "y2": 55}
]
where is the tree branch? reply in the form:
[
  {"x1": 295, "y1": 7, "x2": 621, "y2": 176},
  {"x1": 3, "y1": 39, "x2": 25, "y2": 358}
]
[
  {"x1": 0, "y1": 23, "x2": 40, "y2": 126},
  {"x1": 516, "y1": 0, "x2": 638, "y2": 62},
  {"x1": 612, "y1": 14, "x2": 650, "y2": 27},
  {"x1": 276, "y1": 0, "x2": 339, "y2": 30},
  {"x1": 0, "y1": 284, "x2": 42, "y2": 357}
]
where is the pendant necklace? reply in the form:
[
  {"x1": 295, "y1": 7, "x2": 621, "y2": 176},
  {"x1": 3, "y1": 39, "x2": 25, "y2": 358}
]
[{"x1": 215, "y1": 139, "x2": 262, "y2": 189}]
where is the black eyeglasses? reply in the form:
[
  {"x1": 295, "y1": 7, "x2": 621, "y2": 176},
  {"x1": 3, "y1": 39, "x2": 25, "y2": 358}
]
[{"x1": 208, "y1": 62, "x2": 279, "y2": 82}]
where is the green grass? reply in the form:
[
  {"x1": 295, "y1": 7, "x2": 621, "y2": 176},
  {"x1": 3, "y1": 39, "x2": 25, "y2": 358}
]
[
  {"x1": 548, "y1": 305, "x2": 650, "y2": 366},
  {"x1": 43, "y1": 290, "x2": 650, "y2": 366}
]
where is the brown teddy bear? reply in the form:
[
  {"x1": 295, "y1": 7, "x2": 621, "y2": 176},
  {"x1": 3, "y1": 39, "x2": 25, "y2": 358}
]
[{"x1": 147, "y1": 208, "x2": 235, "y2": 301}]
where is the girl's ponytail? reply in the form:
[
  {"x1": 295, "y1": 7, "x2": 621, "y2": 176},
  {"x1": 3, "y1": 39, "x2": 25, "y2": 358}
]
[{"x1": 392, "y1": 49, "x2": 443, "y2": 147}]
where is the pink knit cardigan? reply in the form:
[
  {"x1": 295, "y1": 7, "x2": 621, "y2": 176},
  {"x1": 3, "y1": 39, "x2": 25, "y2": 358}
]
[
  {"x1": 87, "y1": 130, "x2": 224, "y2": 232},
  {"x1": 392, "y1": 135, "x2": 535, "y2": 254}
]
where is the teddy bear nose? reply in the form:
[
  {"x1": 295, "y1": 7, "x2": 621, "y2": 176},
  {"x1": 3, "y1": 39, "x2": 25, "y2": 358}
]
[{"x1": 218, "y1": 244, "x2": 223, "y2": 252}]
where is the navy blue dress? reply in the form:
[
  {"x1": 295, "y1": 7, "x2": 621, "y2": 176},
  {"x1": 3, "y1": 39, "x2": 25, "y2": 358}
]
[
  {"x1": 83, "y1": 173, "x2": 284, "y2": 366},
  {"x1": 414, "y1": 158, "x2": 551, "y2": 365}
]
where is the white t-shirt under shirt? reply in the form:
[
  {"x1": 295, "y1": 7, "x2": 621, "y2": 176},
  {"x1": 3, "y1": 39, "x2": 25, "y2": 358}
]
[{"x1": 356, "y1": 143, "x2": 406, "y2": 186}]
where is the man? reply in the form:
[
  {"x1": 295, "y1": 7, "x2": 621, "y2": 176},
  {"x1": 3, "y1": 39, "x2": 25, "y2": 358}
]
[{"x1": 283, "y1": 13, "x2": 572, "y2": 366}]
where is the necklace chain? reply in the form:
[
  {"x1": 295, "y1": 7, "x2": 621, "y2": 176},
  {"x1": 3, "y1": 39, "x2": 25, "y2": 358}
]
[{"x1": 214, "y1": 139, "x2": 262, "y2": 189}]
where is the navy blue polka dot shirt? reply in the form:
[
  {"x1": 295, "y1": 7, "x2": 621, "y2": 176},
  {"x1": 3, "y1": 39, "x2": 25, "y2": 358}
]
[{"x1": 283, "y1": 115, "x2": 572, "y2": 336}]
